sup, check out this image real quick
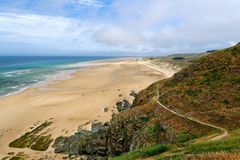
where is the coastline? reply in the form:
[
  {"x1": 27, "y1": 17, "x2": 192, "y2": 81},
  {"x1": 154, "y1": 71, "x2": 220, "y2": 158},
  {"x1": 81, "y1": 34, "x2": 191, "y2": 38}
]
[
  {"x1": 0, "y1": 58, "x2": 172, "y2": 159},
  {"x1": 0, "y1": 57, "x2": 133, "y2": 99}
]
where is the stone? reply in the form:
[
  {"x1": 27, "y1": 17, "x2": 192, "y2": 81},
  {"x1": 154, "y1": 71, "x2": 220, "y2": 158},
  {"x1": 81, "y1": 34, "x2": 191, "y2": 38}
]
[
  {"x1": 116, "y1": 99, "x2": 132, "y2": 112},
  {"x1": 129, "y1": 90, "x2": 137, "y2": 98},
  {"x1": 103, "y1": 107, "x2": 109, "y2": 112}
]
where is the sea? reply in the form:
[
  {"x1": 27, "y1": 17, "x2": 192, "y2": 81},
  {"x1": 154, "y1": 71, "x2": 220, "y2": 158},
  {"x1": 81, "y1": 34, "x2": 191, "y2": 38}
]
[{"x1": 0, "y1": 56, "x2": 115, "y2": 97}]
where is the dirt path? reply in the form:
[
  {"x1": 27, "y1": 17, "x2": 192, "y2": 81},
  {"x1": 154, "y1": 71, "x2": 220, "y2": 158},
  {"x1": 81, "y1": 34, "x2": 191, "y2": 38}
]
[
  {"x1": 138, "y1": 60, "x2": 228, "y2": 141},
  {"x1": 156, "y1": 86, "x2": 228, "y2": 141}
]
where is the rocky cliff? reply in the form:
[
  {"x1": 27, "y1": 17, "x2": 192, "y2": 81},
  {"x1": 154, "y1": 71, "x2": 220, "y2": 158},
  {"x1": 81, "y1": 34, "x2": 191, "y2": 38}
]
[{"x1": 53, "y1": 96, "x2": 213, "y2": 159}]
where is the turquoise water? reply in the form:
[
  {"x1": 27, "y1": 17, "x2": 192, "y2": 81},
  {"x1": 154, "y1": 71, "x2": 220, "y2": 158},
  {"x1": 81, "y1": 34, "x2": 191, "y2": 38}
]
[{"x1": 0, "y1": 56, "x2": 114, "y2": 96}]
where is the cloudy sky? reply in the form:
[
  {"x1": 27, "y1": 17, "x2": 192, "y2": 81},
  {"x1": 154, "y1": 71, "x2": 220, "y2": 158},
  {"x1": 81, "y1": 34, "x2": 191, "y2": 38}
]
[{"x1": 0, "y1": 0, "x2": 239, "y2": 56}]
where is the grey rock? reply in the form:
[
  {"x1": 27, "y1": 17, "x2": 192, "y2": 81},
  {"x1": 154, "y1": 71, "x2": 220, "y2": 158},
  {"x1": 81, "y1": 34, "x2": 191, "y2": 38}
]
[
  {"x1": 116, "y1": 99, "x2": 132, "y2": 112},
  {"x1": 53, "y1": 122, "x2": 109, "y2": 158},
  {"x1": 103, "y1": 107, "x2": 109, "y2": 112}
]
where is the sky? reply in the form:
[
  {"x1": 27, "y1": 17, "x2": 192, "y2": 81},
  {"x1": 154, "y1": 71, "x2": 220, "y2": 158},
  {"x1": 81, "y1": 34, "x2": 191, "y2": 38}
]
[{"x1": 0, "y1": 0, "x2": 240, "y2": 56}]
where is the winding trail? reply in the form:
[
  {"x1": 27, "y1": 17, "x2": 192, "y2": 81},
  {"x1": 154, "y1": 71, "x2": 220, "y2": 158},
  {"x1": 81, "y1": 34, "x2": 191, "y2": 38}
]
[
  {"x1": 155, "y1": 86, "x2": 228, "y2": 141},
  {"x1": 138, "y1": 60, "x2": 228, "y2": 141}
]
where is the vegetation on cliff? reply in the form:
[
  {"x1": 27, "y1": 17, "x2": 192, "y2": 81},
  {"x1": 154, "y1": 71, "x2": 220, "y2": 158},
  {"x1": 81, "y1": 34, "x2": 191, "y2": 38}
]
[
  {"x1": 9, "y1": 121, "x2": 53, "y2": 151},
  {"x1": 112, "y1": 144, "x2": 168, "y2": 160},
  {"x1": 136, "y1": 44, "x2": 240, "y2": 130}
]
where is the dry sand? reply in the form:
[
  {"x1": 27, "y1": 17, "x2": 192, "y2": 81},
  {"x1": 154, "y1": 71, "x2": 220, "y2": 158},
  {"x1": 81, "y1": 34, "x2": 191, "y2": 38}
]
[{"x1": 0, "y1": 59, "x2": 172, "y2": 159}]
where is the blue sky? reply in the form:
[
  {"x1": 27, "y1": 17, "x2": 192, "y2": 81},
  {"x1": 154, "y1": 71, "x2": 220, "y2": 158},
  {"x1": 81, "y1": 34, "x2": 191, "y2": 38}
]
[{"x1": 0, "y1": 0, "x2": 240, "y2": 56}]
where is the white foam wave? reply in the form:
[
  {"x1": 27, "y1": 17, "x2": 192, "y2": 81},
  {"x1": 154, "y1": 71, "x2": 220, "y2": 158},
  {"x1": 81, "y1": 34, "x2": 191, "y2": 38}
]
[{"x1": 0, "y1": 69, "x2": 32, "y2": 77}]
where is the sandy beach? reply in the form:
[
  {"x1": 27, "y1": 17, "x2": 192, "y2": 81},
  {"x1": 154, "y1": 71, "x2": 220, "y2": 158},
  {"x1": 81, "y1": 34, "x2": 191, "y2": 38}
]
[{"x1": 0, "y1": 59, "x2": 171, "y2": 159}]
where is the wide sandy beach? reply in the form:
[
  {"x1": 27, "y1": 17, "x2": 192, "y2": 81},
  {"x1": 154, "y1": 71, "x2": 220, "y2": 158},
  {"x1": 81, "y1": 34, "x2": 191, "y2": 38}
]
[{"x1": 0, "y1": 59, "x2": 172, "y2": 159}]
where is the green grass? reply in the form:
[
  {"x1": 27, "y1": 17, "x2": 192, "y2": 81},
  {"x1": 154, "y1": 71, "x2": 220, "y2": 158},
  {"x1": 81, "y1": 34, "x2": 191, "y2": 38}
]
[
  {"x1": 145, "y1": 122, "x2": 161, "y2": 137},
  {"x1": 111, "y1": 144, "x2": 168, "y2": 160},
  {"x1": 30, "y1": 135, "x2": 53, "y2": 151},
  {"x1": 156, "y1": 129, "x2": 240, "y2": 160},
  {"x1": 9, "y1": 121, "x2": 53, "y2": 151},
  {"x1": 176, "y1": 131, "x2": 199, "y2": 143},
  {"x1": 186, "y1": 137, "x2": 240, "y2": 154}
]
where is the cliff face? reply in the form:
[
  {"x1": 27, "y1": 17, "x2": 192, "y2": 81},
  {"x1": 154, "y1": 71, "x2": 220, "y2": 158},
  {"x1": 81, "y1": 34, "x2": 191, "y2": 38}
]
[
  {"x1": 53, "y1": 44, "x2": 240, "y2": 159},
  {"x1": 53, "y1": 122, "x2": 110, "y2": 158},
  {"x1": 108, "y1": 99, "x2": 215, "y2": 154},
  {"x1": 53, "y1": 99, "x2": 213, "y2": 158}
]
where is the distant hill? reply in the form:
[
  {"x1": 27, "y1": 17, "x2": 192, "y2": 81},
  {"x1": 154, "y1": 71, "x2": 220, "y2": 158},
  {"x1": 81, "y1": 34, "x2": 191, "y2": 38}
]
[{"x1": 145, "y1": 52, "x2": 210, "y2": 69}]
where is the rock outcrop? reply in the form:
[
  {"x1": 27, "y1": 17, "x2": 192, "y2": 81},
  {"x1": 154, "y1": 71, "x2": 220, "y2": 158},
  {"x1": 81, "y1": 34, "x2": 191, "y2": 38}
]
[
  {"x1": 53, "y1": 122, "x2": 109, "y2": 159},
  {"x1": 116, "y1": 99, "x2": 132, "y2": 112},
  {"x1": 53, "y1": 100, "x2": 212, "y2": 159}
]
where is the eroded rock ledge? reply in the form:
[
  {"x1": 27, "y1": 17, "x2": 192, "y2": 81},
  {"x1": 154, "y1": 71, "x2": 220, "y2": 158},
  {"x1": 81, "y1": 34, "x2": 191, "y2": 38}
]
[{"x1": 53, "y1": 122, "x2": 109, "y2": 159}]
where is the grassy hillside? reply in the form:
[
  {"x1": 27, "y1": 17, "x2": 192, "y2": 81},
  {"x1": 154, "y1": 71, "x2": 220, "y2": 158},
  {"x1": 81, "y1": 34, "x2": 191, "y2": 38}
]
[
  {"x1": 114, "y1": 129, "x2": 240, "y2": 160},
  {"x1": 135, "y1": 44, "x2": 240, "y2": 130},
  {"x1": 113, "y1": 44, "x2": 240, "y2": 159}
]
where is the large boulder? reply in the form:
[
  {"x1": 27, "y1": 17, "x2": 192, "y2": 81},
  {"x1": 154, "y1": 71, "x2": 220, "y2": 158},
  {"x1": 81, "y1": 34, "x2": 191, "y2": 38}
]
[{"x1": 53, "y1": 122, "x2": 109, "y2": 159}]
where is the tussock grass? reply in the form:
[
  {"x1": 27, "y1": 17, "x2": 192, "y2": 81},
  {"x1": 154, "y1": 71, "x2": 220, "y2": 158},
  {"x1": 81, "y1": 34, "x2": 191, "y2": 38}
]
[
  {"x1": 186, "y1": 137, "x2": 240, "y2": 154},
  {"x1": 111, "y1": 144, "x2": 168, "y2": 160}
]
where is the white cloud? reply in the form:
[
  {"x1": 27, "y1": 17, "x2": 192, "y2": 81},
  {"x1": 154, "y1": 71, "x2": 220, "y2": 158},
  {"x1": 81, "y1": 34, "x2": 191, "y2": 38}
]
[
  {"x1": 70, "y1": 0, "x2": 104, "y2": 7},
  {"x1": 93, "y1": 0, "x2": 240, "y2": 54},
  {"x1": 66, "y1": 0, "x2": 105, "y2": 11},
  {"x1": 0, "y1": 12, "x2": 103, "y2": 53},
  {"x1": 1, "y1": 0, "x2": 240, "y2": 55},
  {"x1": 93, "y1": 26, "x2": 144, "y2": 48}
]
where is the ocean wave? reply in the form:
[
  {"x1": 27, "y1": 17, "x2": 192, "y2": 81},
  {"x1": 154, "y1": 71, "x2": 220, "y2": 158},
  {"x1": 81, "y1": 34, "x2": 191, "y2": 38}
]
[
  {"x1": 58, "y1": 62, "x2": 90, "y2": 70},
  {"x1": 0, "y1": 69, "x2": 33, "y2": 77},
  {"x1": 0, "y1": 56, "x2": 116, "y2": 97}
]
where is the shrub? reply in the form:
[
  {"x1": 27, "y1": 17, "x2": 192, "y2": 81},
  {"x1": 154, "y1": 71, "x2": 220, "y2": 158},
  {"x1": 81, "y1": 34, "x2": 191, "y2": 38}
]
[
  {"x1": 184, "y1": 90, "x2": 196, "y2": 97},
  {"x1": 146, "y1": 123, "x2": 161, "y2": 137}
]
